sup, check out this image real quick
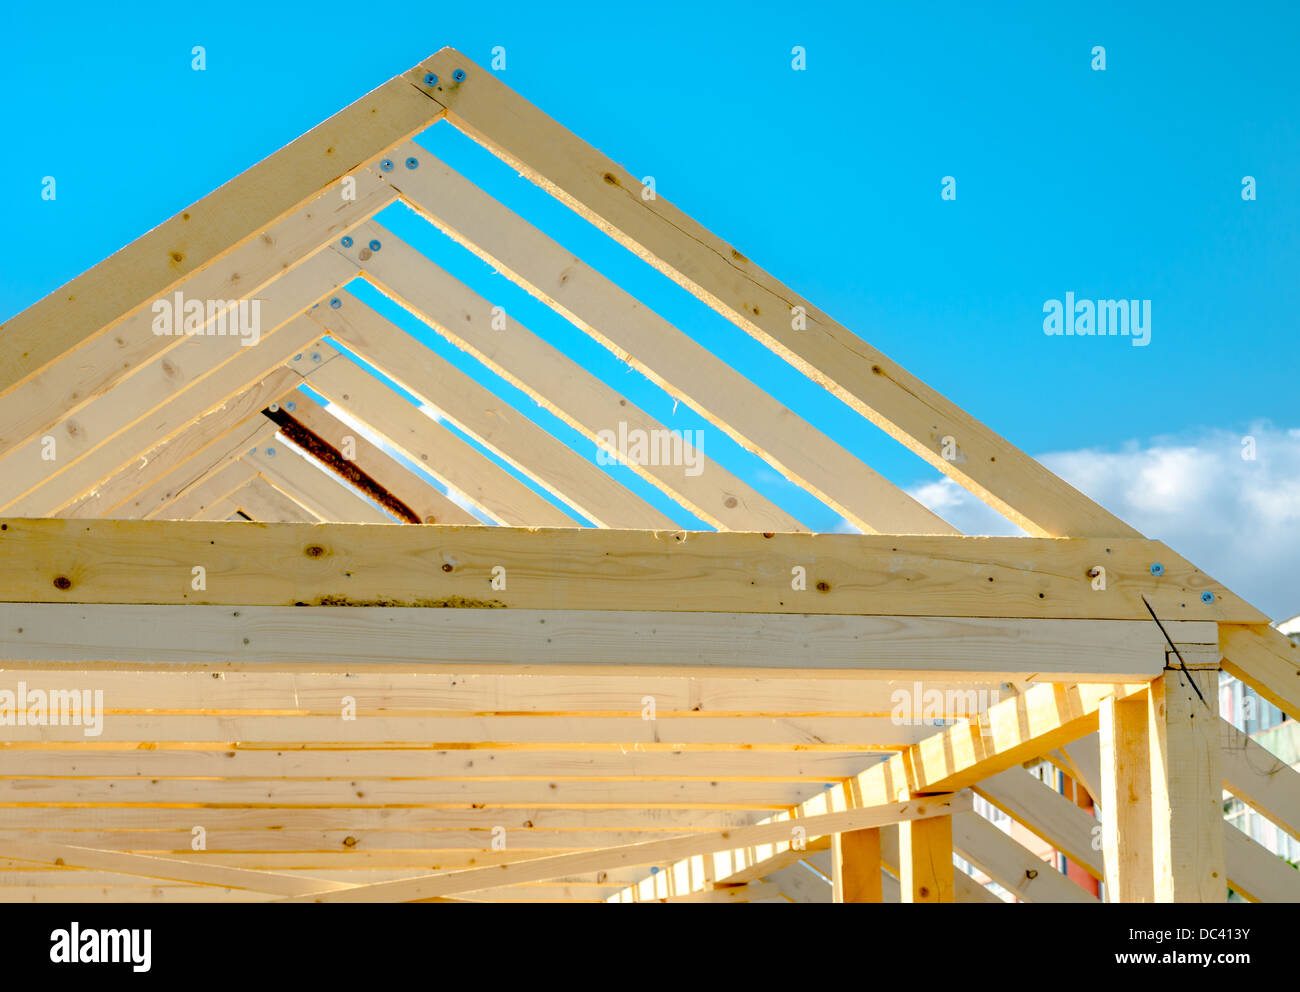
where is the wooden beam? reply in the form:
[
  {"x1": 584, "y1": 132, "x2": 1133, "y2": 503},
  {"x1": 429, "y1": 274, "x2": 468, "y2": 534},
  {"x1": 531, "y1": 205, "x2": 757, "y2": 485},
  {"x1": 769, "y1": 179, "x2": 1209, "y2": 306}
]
[
  {"x1": 0, "y1": 252, "x2": 359, "y2": 513},
  {"x1": 6, "y1": 325, "x2": 350, "y2": 519},
  {"x1": 1221, "y1": 624, "x2": 1300, "y2": 722},
  {"x1": 0, "y1": 747, "x2": 873, "y2": 781},
  {"x1": 339, "y1": 228, "x2": 807, "y2": 534},
  {"x1": 765, "y1": 862, "x2": 832, "y2": 903},
  {"x1": 0, "y1": 886, "x2": 277, "y2": 904},
  {"x1": 1149, "y1": 670, "x2": 1226, "y2": 902},
  {"x1": 982, "y1": 748, "x2": 1289, "y2": 904},
  {"x1": 194, "y1": 498, "x2": 241, "y2": 521},
  {"x1": 278, "y1": 394, "x2": 478, "y2": 525},
  {"x1": 261, "y1": 402, "x2": 414, "y2": 523},
  {"x1": 64, "y1": 382, "x2": 294, "y2": 519},
  {"x1": 613, "y1": 678, "x2": 1146, "y2": 904},
  {"x1": 0, "y1": 518, "x2": 1260, "y2": 623},
  {"x1": 899, "y1": 799, "x2": 954, "y2": 902},
  {"x1": 888, "y1": 681, "x2": 1151, "y2": 798},
  {"x1": 952, "y1": 810, "x2": 1097, "y2": 903},
  {"x1": 1222, "y1": 823, "x2": 1300, "y2": 903},
  {"x1": 243, "y1": 446, "x2": 395, "y2": 523},
  {"x1": 341, "y1": 213, "x2": 833, "y2": 534},
  {"x1": 975, "y1": 767, "x2": 1102, "y2": 878},
  {"x1": 279, "y1": 793, "x2": 971, "y2": 901},
  {"x1": 0, "y1": 668, "x2": 1016, "y2": 718},
  {"x1": 1099, "y1": 691, "x2": 1154, "y2": 901},
  {"x1": 0, "y1": 56, "x2": 446, "y2": 396},
  {"x1": 230, "y1": 477, "x2": 319, "y2": 522},
  {"x1": 0, "y1": 827, "x2": 743, "y2": 853},
  {"x1": 0, "y1": 712, "x2": 927, "y2": 748},
  {"x1": 0, "y1": 807, "x2": 758, "y2": 833},
  {"x1": 642, "y1": 882, "x2": 778, "y2": 903},
  {"x1": 308, "y1": 292, "x2": 675, "y2": 529},
  {"x1": 1057, "y1": 732, "x2": 1102, "y2": 805},
  {"x1": 158, "y1": 458, "x2": 260, "y2": 522},
  {"x1": 1219, "y1": 717, "x2": 1300, "y2": 838},
  {"x1": 303, "y1": 346, "x2": 577, "y2": 526},
  {"x1": 832, "y1": 827, "x2": 882, "y2": 902},
  {"x1": 0, "y1": 171, "x2": 395, "y2": 458},
  {"x1": 0, "y1": 778, "x2": 834, "y2": 808},
  {"x1": 0, "y1": 837, "x2": 347, "y2": 896},
  {"x1": 0, "y1": 605, "x2": 1199, "y2": 680},
  {"x1": 374, "y1": 161, "x2": 949, "y2": 536},
  {"x1": 410, "y1": 51, "x2": 1136, "y2": 539}
]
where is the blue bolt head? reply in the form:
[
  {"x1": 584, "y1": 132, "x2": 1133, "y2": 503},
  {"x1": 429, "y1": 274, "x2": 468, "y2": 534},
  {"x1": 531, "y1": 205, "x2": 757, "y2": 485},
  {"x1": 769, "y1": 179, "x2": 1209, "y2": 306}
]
[
  {"x1": 649, "y1": 866, "x2": 659, "y2": 875},
  {"x1": 424, "y1": 72, "x2": 438, "y2": 86},
  {"x1": 1201, "y1": 591, "x2": 1216, "y2": 604},
  {"x1": 368, "y1": 239, "x2": 381, "y2": 252},
  {"x1": 1149, "y1": 562, "x2": 1164, "y2": 576},
  {"x1": 380, "y1": 159, "x2": 394, "y2": 172},
  {"x1": 294, "y1": 353, "x2": 303, "y2": 361},
  {"x1": 405, "y1": 156, "x2": 419, "y2": 169},
  {"x1": 452, "y1": 68, "x2": 467, "y2": 82},
  {"x1": 311, "y1": 352, "x2": 322, "y2": 363},
  {"x1": 329, "y1": 298, "x2": 342, "y2": 309},
  {"x1": 265, "y1": 447, "x2": 276, "y2": 457},
  {"x1": 341, "y1": 236, "x2": 353, "y2": 248},
  {"x1": 286, "y1": 401, "x2": 296, "y2": 412}
]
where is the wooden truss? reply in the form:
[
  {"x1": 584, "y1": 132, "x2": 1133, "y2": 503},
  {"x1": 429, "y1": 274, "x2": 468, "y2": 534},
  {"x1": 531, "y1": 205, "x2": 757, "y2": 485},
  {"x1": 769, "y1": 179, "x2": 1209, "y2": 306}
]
[{"x1": 0, "y1": 47, "x2": 1296, "y2": 904}]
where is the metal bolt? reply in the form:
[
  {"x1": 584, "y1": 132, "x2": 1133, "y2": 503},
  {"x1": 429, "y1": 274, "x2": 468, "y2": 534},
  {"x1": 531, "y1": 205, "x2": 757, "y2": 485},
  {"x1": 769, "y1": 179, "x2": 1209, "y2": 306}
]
[
  {"x1": 452, "y1": 68, "x2": 466, "y2": 82},
  {"x1": 294, "y1": 354, "x2": 303, "y2": 361},
  {"x1": 311, "y1": 353, "x2": 322, "y2": 363},
  {"x1": 268, "y1": 402, "x2": 280, "y2": 413},
  {"x1": 380, "y1": 159, "x2": 394, "y2": 172},
  {"x1": 265, "y1": 447, "x2": 275, "y2": 457},
  {"x1": 341, "y1": 236, "x2": 353, "y2": 248},
  {"x1": 286, "y1": 401, "x2": 296, "y2": 412},
  {"x1": 329, "y1": 298, "x2": 342, "y2": 309},
  {"x1": 1149, "y1": 562, "x2": 1164, "y2": 576},
  {"x1": 368, "y1": 239, "x2": 381, "y2": 252},
  {"x1": 405, "y1": 156, "x2": 419, "y2": 169},
  {"x1": 424, "y1": 72, "x2": 438, "y2": 86},
  {"x1": 1201, "y1": 591, "x2": 1216, "y2": 604}
]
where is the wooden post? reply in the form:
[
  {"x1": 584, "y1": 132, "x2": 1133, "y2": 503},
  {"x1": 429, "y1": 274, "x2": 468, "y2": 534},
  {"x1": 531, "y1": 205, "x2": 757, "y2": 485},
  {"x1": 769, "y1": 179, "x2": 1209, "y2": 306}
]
[
  {"x1": 1149, "y1": 665, "x2": 1227, "y2": 902},
  {"x1": 899, "y1": 796, "x2": 954, "y2": 903},
  {"x1": 1099, "y1": 690, "x2": 1154, "y2": 901},
  {"x1": 832, "y1": 828, "x2": 883, "y2": 903}
]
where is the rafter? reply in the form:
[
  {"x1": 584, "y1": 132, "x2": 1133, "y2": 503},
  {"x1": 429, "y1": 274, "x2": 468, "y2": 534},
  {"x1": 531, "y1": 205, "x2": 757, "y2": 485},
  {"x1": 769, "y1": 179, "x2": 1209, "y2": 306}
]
[
  {"x1": 365, "y1": 168, "x2": 945, "y2": 535},
  {"x1": 308, "y1": 294, "x2": 677, "y2": 529},
  {"x1": 279, "y1": 793, "x2": 971, "y2": 902},
  {"x1": 408, "y1": 49, "x2": 1137, "y2": 539},
  {"x1": 0, "y1": 57, "x2": 446, "y2": 396}
]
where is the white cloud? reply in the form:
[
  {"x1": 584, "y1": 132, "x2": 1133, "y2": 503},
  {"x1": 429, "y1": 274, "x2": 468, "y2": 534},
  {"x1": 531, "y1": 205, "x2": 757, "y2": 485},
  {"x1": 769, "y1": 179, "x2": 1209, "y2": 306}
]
[{"x1": 906, "y1": 422, "x2": 1300, "y2": 622}]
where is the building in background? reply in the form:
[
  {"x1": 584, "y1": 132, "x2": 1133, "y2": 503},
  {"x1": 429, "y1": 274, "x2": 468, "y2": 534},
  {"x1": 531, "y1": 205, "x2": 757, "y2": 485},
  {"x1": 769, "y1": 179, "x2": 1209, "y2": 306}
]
[{"x1": 1221, "y1": 614, "x2": 1300, "y2": 873}]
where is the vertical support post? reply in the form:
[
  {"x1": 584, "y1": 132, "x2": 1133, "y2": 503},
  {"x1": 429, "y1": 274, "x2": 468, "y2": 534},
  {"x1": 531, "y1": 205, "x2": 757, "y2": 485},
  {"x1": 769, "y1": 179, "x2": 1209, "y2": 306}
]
[
  {"x1": 899, "y1": 796, "x2": 954, "y2": 903},
  {"x1": 1099, "y1": 690, "x2": 1154, "y2": 901},
  {"x1": 833, "y1": 828, "x2": 883, "y2": 903},
  {"x1": 1149, "y1": 665, "x2": 1227, "y2": 902}
]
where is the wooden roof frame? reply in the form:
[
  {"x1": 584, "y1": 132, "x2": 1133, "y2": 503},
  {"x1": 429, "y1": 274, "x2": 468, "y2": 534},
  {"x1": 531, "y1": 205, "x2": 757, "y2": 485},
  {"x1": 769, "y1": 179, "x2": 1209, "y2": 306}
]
[{"x1": 0, "y1": 47, "x2": 1296, "y2": 904}]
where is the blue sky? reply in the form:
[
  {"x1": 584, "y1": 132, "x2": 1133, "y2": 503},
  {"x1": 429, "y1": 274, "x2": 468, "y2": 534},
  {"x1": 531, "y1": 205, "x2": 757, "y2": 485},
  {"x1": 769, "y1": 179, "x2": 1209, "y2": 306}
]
[{"x1": 3, "y1": 1, "x2": 1298, "y2": 617}]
